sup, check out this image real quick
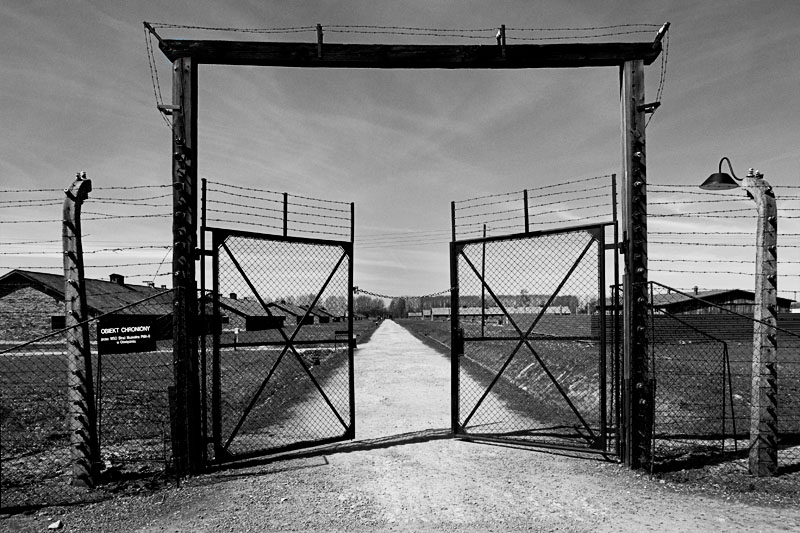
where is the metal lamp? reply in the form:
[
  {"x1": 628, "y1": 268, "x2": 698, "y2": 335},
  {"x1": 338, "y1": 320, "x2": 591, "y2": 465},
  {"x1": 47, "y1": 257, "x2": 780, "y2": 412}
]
[{"x1": 699, "y1": 156, "x2": 741, "y2": 190}]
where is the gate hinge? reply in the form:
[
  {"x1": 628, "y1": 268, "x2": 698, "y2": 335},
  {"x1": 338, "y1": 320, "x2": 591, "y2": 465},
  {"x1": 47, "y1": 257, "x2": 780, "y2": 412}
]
[{"x1": 195, "y1": 248, "x2": 213, "y2": 259}]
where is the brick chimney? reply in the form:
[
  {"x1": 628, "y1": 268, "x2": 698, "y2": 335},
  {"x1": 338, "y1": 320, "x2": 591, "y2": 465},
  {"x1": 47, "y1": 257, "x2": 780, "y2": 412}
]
[{"x1": 110, "y1": 273, "x2": 125, "y2": 285}]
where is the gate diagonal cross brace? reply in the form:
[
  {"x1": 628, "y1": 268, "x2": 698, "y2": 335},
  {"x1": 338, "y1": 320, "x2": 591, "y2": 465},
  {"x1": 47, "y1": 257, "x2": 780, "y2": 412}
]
[
  {"x1": 457, "y1": 234, "x2": 598, "y2": 443},
  {"x1": 219, "y1": 240, "x2": 349, "y2": 450}
]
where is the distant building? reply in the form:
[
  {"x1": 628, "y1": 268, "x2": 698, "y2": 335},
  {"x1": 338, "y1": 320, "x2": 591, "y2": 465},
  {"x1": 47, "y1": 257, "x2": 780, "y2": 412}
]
[
  {"x1": 431, "y1": 307, "x2": 451, "y2": 319},
  {"x1": 266, "y1": 300, "x2": 318, "y2": 325},
  {"x1": 651, "y1": 289, "x2": 794, "y2": 315},
  {"x1": 200, "y1": 293, "x2": 287, "y2": 331},
  {"x1": 0, "y1": 269, "x2": 172, "y2": 341}
]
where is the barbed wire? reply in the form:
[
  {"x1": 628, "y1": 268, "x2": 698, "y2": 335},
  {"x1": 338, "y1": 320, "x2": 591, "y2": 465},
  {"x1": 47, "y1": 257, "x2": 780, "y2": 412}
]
[
  {"x1": 151, "y1": 246, "x2": 173, "y2": 283},
  {"x1": 146, "y1": 22, "x2": 662, "y2": 41},
  {"x1": 148, "y1": 22, "x2": 316, "y2": 33},
  {"x1": 354, "y1": 286, "x2": 454, "y2": 300},
  {"x1": 0, "y1": 200, "x2": 62, "y2": 207},
  {"x1": 207, "y1": 216, "x2": 348, "y2": 238},
  {"x1": 357, "y1": 229, "x2": 451, "y2": 241},
  {"x1": 652, "y1": 268, "x2": 800, "y2": 277},
  {"x1": 326, "y1": 29, "x2": 494, "y2": 40},
  {"x1": 509, "y1": 29, "x2": 657, "y2": 42},
  {"x1": 144, "y1": 25, "x2": 172, "y2": 131},
  {"x1": 646, "y1": 29, "x2": 669, "y2": 127},
  {"x1": 0, "y1": 245, "x2": 172, "y2": 256},
  {"x1": 0, "y1": 239, "x2": 62, "y2": 246},
  {"x1": 0, "y1": 187, "x2": 64, "y2": 193},
  {"x1": 456, "y1": 187, "x2": 610, "y2": 217},
  {"x1": 358, "y1": 238, "x2": 447, "y2": 249},
  {"x1": 651, "y1": 258, "x2": 800, "y2": 265},
  {"x1": 208, "y1": 181, "x2": 351, "y2": 207},
  {"x1": 650, "y1": 241, "x2": 800, "y2": 248},
  {"x1": 455, "y1": 175, "x2": 609, "y2": 207},
  {"x1": 207, "y1": 198, "x2": 352, "y2": 222}
]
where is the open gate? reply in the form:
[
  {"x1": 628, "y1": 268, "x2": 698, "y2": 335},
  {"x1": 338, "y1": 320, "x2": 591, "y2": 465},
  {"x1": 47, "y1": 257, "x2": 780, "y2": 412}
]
[
  {"x1": 450, "y1": 222, "x2": 619, "y2": 455},
  {"x1": 203, "y1": 227, "x2": 355, "y2": 462}
]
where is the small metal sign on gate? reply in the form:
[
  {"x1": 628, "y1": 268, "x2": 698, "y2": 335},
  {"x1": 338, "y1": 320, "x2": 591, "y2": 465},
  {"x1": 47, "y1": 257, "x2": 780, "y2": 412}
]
[{"x1": 97, "y1": 316, "x2": 157, "y2": 355}]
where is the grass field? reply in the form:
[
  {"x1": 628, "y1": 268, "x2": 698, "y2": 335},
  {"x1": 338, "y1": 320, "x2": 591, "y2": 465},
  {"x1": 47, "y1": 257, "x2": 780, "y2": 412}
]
[
  {"x1": 397, "y1": 316, "x2": 800, "y2": 463},
  {"x1": 397, "y1": 317, "x2": 613, "y2": 450}
]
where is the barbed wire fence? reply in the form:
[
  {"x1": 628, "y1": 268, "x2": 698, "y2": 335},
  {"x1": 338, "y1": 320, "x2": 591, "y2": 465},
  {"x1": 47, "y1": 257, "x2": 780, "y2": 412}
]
[
  {"x1": 1, "y1": 177, "x2": 181, "y2": 510},
  {"x1": 647, "y1": 182, "x2": 800, "y2": 471},
  {"x1": 202, "y1": 180, "x2": 353, "y2": 242},
  {"x1": 648, "y1": 183, "x2": 800, "y2": 301},
  {"x1": 0, "y1": 184, "x2": 174, "y2": 284}
]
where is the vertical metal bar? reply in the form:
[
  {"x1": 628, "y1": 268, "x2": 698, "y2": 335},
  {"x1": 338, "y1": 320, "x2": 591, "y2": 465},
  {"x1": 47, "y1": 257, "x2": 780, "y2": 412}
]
[
  {"x1": 450, "y1": 242, "x2": 461, "y2": 435},
  {"x1": 481, "y1": 224, "x2": 486, "y2": 338},
  {"x1": 725, "y1": 344, "x2": 738, "y2": 453},
  {"x1": 200, "y1": 178, "x2": 207, "y2": 453},
  {"x1": 451, "y1": 201, "x2": 457, "y2": 242},
  {"x1": 648, "y1": 281, "x2": 656, "y2": 468},
  {"x1": 597, "y1": 228, "x2": 608, "y2": 450},
  {"x1": 283, "y1": 192, "x2": 288, "y2": 237},
  {"x1": 347, "y1": 207, "x2": 355, "y2": 439},
  {"x1": 523, "y1": 189, "x2": 530, "y2": 233},
  {"x1": 611, "y1": 173, "x2": 621, "y2": 458},
  {"x1": 211, "y1": 231, "x2": 222, "y2": 459},
  {"x1": 721, "y1": 339, "x2": 727, "y2": 455}
]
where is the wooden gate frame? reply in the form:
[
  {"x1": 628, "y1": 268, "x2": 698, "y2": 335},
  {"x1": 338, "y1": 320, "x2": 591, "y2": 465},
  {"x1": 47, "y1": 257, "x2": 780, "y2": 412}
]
[{"x1": 147, "y1": 23, "x2": 667, "y2": 472}]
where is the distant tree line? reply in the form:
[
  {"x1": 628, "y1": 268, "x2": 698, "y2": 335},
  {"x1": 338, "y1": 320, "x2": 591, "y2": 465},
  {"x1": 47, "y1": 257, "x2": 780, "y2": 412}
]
[{"x1": 355, "y1": 295, "x2": 386, "y2": 317}]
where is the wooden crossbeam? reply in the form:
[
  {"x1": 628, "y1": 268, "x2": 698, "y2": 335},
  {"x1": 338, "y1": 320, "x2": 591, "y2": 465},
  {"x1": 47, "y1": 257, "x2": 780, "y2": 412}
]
[{"x1": 158, "y1": 40, "x2": 662, "y2": 68}]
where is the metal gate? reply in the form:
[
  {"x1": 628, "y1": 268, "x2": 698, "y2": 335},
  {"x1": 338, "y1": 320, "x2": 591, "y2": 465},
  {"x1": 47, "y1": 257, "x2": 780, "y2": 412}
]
[
  {"x1": 204, "y1": 228, "x2": 354, "y2": 462},
  {"x1": 450, "y1": 222, "x2": 619, "y2": 455}
]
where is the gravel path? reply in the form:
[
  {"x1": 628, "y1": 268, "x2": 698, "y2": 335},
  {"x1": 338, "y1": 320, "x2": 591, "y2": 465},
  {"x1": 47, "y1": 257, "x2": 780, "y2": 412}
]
[{"x1": 5, "y1": 319, "x2": 800, "y2": 532}]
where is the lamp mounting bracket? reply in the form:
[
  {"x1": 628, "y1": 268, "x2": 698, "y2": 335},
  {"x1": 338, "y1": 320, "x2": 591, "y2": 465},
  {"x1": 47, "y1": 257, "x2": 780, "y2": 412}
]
[{"x1": 636, "y1": 101, "x2": 661, "y2": 114}]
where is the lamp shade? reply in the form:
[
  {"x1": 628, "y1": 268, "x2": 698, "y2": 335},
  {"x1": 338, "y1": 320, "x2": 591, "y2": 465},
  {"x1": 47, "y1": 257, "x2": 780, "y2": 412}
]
[{"x1": 699, "y1": 172, "x2": 739, "y2": 191}]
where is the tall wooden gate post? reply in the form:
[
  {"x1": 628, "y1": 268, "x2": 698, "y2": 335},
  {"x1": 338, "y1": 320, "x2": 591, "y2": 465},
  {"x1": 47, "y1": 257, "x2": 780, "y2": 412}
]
[
  {"x1": 621, "y1": 59, "x2": 653, "y2": 469},
  {"x1": 63, "y1": 172, "x2": 100, "y2": 487},
  {"x1": 171, "y1": 56, "x2": 203, "y2": 474}
]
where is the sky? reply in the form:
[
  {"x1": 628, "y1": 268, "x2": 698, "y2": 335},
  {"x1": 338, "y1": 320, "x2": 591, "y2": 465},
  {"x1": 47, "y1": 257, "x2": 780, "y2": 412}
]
[{"x1": 1, "y1": 0, "x2": 798, "y2": 301}]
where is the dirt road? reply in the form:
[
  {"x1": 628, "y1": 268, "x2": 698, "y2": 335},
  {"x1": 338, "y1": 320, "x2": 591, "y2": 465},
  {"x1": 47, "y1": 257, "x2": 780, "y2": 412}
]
[{"x1": 6, "y1": 320, "x2": 800, "y2": 532}]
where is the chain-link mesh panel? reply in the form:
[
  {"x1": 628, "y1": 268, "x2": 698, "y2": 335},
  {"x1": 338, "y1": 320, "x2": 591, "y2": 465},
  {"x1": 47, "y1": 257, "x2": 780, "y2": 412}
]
[
  {"x1": 1, "y1": 291, "x2": 173, "y2": 510},
  {"x1": 454, "y1": 228, "x2": 613, "y2": 451},
  {"x1": 209, "y1": 232, "x2": 352, "y2": 460},
  {"x1": 648, "y1": 282, "x2": 800, "y2": 470},
  {"x1": 781, "y1": 327, "x2": 800, "y2": 467}
]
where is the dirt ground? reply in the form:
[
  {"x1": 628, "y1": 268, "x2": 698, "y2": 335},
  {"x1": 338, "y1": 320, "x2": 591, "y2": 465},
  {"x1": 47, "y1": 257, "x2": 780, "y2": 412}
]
[{"x1": 4, "y1": 319, "x2": 800, "y2": 532}]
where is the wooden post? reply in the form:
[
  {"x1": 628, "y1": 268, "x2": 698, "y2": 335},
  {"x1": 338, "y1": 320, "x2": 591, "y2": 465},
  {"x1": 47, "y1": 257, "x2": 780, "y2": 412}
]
[
  {"x1": 171, "y1": 56, "x2": 203, "y2": 474},
  {"x1": 742, "y1": 171, "x2": 778, "y2": 476},
  {"x1": 621, "y1": 59, "x2": 652, "y2": 469},
  {"x1": 63, "y1": 172, "x2": 100, "y2": 487}
]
